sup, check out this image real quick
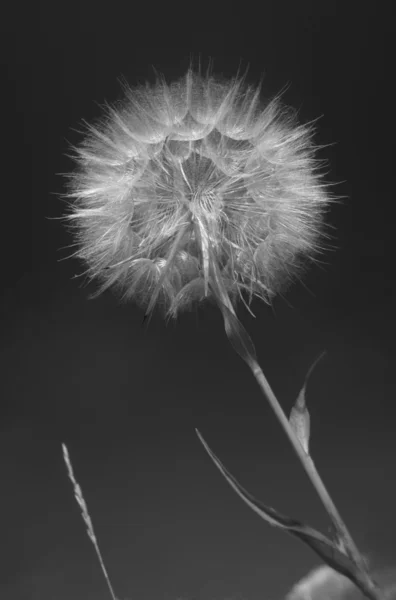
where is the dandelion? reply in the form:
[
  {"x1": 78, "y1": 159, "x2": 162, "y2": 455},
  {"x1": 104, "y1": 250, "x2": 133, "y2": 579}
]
[
  {"x1": 63, "y1": 66, "x2": 330, "y2": 318},
  {"x1": 61, "y1": 66, "x2": 384, "y2": 600}
]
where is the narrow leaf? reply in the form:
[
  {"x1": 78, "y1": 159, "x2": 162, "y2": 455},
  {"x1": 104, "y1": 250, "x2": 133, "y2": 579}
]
[
  {"x1": 289, "y1": 351, "x2": 326, "y2": 453},
  {"x1": 218, "y1": 299, "x2": 258, "y2": 366},
  {"x1": 296, "y1": 351, "x2": 327, "y2": 412},
  {"x1": 209, "y1": 259, "x2": 257, "y2": 367},
  {"x1": 289, "y1": 402, "x2": 311, "y2": 454},
  {"x1": 195, "y1": 430, "x2": 367, "y2": 591}
]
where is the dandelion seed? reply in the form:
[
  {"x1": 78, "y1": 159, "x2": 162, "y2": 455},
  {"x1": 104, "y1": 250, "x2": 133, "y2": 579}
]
[{"x1": 63, "y1": 66, "x2": 331, "y2": 318}]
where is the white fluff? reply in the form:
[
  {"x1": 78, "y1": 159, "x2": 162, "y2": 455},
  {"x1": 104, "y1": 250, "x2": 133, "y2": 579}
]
[{"x1": 64, "y1": 66, "x2": 332, "y2": 317}]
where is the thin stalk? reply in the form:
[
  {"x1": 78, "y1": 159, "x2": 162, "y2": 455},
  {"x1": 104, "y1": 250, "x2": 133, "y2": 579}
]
[
  {"x1": 211, "y1": 267, "x2": 382, "y2": 599},
  {"x1": 248, "y1": 360, "x2": 383, "y2": 600}
]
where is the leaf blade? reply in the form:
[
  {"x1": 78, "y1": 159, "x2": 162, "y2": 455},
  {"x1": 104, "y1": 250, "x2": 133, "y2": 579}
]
[{"x1": 195, "y1": 429, "x2": 367, "y2": 591}]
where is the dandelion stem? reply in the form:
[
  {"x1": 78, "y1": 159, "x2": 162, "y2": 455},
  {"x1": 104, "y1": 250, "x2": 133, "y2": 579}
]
[
  {"x1": 248, "y1": 362, "x2": 383, "y2": 600},
  {"x1": 212, "y1": 250, "x2": 382, "y2": 598}
]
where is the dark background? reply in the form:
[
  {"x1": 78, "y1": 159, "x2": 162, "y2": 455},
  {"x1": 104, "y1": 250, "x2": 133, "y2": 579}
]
[{"x1": 0, "y1": 3, "x2": 393, "y2": 600}]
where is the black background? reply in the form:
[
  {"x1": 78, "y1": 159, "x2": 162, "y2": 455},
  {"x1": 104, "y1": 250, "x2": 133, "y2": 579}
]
[{"x1": 0, "y1": 3, "x2": 393, "y2": 600}]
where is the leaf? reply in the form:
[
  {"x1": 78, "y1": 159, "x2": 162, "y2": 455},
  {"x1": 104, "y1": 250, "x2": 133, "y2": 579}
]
[
  {"x1": 209, "y1": 258, "x2": 257, "y2": 367},
  {"x1": 289, "y1": 351, "x2": 326, "y2": 453},
  {"x1": 218, "y1": 299, "x2": 258, "y2": 366},
  {"x1": 296, "y1": 351, "x2": 327, "y2": 411},
  {"x1": 195, "y1": 429, "x2": 367, "y2": 592},
  {"x1": 289, "y1": 402, "x2": 311, "y2": 454}
]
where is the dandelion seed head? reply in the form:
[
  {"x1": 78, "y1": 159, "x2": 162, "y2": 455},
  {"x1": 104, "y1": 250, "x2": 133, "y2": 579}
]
[{"x1": 64, "y1": 66, "x2": 332, "y2": 317}]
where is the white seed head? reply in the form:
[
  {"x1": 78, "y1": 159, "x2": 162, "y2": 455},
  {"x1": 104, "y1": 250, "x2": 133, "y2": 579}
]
[{"x1": 63, "y1": 67, "x2": 332, "y2": 318}]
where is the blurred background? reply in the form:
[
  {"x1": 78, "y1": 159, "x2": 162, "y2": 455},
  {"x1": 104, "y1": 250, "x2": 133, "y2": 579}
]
[{"x1": 0, "y1": 2, "x2": 393, "y2": 600}]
